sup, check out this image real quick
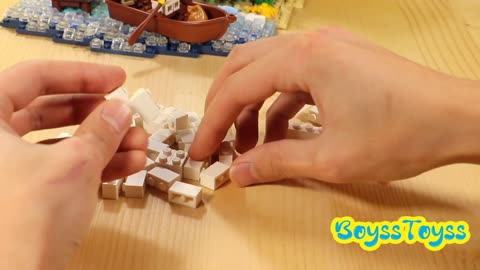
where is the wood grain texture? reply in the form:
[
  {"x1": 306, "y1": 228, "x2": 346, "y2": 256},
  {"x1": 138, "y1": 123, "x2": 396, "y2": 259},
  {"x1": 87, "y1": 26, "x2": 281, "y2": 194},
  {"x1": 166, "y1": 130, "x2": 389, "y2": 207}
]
[{"x1": 0, "y1": 0, "x2": 479, "y2": 269}]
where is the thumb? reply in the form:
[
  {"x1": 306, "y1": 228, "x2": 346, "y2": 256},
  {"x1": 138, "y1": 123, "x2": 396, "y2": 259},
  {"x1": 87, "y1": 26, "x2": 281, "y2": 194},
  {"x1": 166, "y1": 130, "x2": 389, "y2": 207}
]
[
  {"x1": 61, "y1": 100, "x2": 132, "y2": 180},
  {"x1": 230, "y1": 139, "x2": 320, "y2": 186}
]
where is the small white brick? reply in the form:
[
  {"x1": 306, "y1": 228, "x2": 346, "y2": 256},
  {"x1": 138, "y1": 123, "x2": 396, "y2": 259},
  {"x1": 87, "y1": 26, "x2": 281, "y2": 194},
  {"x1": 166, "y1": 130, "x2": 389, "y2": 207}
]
[
  {"x1": 286, "y1": 122, "x2": 322, "y2": 140},
  {"x1": 145, "y1": 157, "x2": 156, "y2": 171},
  {"x1": 122, "y1": 171, "x2": 147, "y2": 198},
  {"x1": 200, "y1": 162, "x2": 230, "y2": 190},
  {"x1": 168, "y1": 181, "x2": 202, "y2": 208},
  {"x1": 102, "y1": 179, "x2": 124, "y2": 200},
  {"x1": 183, "y1": 158, "x2": 207, "y2": 181},
  {"x1": 176, "y1": 128, "x2": 196, "y2": 144},
  {"x1": 150, "y1": 128, "x2": 176, "y2": 146},
  {"x1": 146, "y1": 140, "x2": 169, "y2": 160},
  {"x1": 105, "y1": 87, "x2": 129, "y2": 102},
  {"x1": 143, "y1": 114, "x2": 170, "y2": 134},
  {"x1": 128, "y1": 88, "x2": 161, "y2": 123},
  {"x1": 156, "y1": 147, "x2": 187, "y2": 177},
  {"x1": 168, "y1": 109, "x2": 189, "y2": 131},
  {"x1": 147, "y1": 167, "x2": 180, "y2": 192}
]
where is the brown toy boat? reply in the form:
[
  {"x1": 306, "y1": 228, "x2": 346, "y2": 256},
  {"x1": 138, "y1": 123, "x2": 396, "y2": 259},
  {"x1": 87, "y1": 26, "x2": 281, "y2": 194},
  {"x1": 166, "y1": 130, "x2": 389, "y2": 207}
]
[{"x1": 106, "y1": 0, "x2": 236, "y2": 43}]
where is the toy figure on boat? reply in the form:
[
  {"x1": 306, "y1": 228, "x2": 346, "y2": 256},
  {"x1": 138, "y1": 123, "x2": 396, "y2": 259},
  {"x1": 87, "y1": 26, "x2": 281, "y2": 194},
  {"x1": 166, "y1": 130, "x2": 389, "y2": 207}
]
[{"x1": 105, "y1": 0, "x2": 237, "y2": 44}]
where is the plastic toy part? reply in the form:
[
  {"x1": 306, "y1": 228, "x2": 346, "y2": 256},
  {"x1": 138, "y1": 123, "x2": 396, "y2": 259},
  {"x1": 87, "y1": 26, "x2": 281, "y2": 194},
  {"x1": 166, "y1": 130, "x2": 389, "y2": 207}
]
[{"x1": 93, "y1": 86, "x2": 241, "y2": 207}]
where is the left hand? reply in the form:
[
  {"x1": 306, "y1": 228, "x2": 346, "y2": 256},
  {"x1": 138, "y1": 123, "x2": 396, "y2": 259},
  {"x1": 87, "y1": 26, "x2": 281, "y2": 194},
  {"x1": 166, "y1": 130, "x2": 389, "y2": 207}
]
[{"x1": 0, "y1": 61, "x2": 147, "y2": 270}]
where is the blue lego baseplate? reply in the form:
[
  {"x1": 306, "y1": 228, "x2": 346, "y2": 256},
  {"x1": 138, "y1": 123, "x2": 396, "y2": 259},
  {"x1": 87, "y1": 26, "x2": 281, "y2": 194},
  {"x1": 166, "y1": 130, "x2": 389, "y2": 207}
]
[{"x1": 0, "y1": 0, "x2": 277, "y2": 59}]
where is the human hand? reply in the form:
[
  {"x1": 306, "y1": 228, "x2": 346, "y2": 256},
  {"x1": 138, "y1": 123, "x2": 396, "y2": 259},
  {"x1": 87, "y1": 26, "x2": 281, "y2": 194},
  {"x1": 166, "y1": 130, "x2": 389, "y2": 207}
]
[
  {"x1": 0, "y1": 61, "x2": 147, "y2": 270},
  {"x1": 189, "y1": 28, "x2": 480, "y2": 186}
]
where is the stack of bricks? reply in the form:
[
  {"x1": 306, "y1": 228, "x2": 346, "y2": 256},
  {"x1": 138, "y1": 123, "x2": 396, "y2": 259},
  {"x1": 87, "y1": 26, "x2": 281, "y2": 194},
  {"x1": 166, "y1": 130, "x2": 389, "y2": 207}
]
[
  {"x1": 287, "y1": 104, "x2": 322, "y2": 140},
  {"x1": 101, "y1": 87, "x2": 236, "y2": 208}
]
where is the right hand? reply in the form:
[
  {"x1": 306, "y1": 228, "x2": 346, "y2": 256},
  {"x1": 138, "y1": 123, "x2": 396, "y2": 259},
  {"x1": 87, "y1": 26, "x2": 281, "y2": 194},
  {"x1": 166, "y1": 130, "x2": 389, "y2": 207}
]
[{"x1": 189, "y1": 28, "x2": 480, "y2": 186}]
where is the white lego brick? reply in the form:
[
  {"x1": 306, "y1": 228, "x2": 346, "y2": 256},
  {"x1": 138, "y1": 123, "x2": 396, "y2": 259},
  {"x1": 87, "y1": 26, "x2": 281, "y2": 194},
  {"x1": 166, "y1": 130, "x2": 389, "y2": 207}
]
[
  {"x1": 183, "y1": 157, "x2": 207, "y2": 181},
  {"x1": 122, "y1": 170, "x2": 147, "y2": 198},
  {"x1": 147, "y1": 167, "x2": 180, "y2": 192},
  {"x1": 296, "y1": 105, "x2": 322, "y2": 125},
  {"x1": 145, "y1": 157, "x2": 156, "y2": 171},
  {"x1": 168, "y1": 181, "x2": 202, "y2": 208},
  {"x1": 106, "y1": 86, "x2": 129, "y2": 102},
  {"x1": 146, "y1": 140, "x2": 169, "y2": 160},
  {"x1": 143, "y1": 114, "x2": 171, "y2": 134},
  {"x1": 286, "y1": 122, "x2": 322, "y2": 140},
  {"x1": 176, "y1": 128, "x2": 196, "y2": 144},
  {"x1": 200, "y1": 162, "x2": 230, "y2": 190},
  {"x1": 187, "y1": 112, "x2": 200, "y2": 124},
  {"x1": 102, "y1": 179, "x2": 124, "y2": 200},
  {"x1": 128, "y1": 88, "x2": 161, "y2": 123},
  {"x1": 150, "y1": 128, "x2": 176, "y2": 146},
  {"x1": 167, "y1": 109, "x2": 189, "y2": 131},
  {"x1": 156, "y1": 147, "x2": 187, "y2": 176}
]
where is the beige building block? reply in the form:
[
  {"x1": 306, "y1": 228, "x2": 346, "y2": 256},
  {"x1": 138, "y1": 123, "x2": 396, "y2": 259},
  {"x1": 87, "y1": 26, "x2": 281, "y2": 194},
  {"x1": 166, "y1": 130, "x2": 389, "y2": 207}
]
[
  {"x1": 200, "y1": 162, "x2": 230, "y2": 190},
  {"x1": 168, "y1": 181, "x2": 202, "y2": 208},
  {"x1": 183, "y1": 157, "x2": 208, "y2": 181},
  {"x1": 147, "y1": 167, "x2": 180, "y2": 192},
  {"x1": 102, "y1": 179, "x2": 124, "y2": 200},
  {"x1": 286, "y1": 122, "x2": 322, "y2": 140},
  {"x1": 128, "y1": 88, "x2": 161, "y2": 123},
  {"x1": 122, "y1": 170, "x2": 147, "y2": 198}
]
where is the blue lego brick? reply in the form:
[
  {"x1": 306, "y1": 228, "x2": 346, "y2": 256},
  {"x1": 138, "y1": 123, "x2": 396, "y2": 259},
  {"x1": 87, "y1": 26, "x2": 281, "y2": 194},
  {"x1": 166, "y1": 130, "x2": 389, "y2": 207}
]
[
  {"x1": 91, "y1": 47, "x2": 156, "y2": 58},
  {"x1": 16, "y1": 28, "x2": 55, "y2": 38},
  {"x1": 53, "y1": 35, "x2": 91, "y2": 46},
  {"x1": 0, "y1": 18, "x2": 19, "y2": 28},
  {"x1": 156, "y1": 46, "x2": 200, "y2": 58},
  {"x1": 201, "y1": 44, "x2": 229, "y2": 57}
]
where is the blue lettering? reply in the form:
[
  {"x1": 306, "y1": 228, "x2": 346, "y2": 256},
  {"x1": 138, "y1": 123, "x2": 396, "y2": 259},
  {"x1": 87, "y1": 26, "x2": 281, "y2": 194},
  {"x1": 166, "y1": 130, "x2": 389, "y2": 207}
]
[
  {"x1": 391, "y1": 225, "x2": 402, "y2": 240},
  {"x1": 354, "y1": 225, "x2": 366, "y2": 240},
  {"x1": 445, "y1": 225, "x2": 455, "y2": 240},
  {"x1": 428, "y1": 226, "x2": 444, "y2": 248},
  {"x1": 418, "y1": 225, "x2": 430, "y2": 240},
  {"x1": 335, "y1": 220, "x2": 353, "y2": 240},
  {"x1": 364, "y1": 225, "x2": 379, "y2": 248},
  {"x1": 403, "y1": 219, "x2": 422, "y2": 241},
  {"x1": 380, "y1": 225, "x2": 390, "y2": 240},
  {"x1": 456, "y1": 225, "x2": 467, "y2": 241}
]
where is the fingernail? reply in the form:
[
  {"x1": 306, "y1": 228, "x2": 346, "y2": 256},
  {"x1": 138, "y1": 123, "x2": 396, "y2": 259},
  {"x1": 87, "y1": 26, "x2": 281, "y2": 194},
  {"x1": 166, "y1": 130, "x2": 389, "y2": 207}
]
[
  {"x1": 230, "y1": 162, "x2": 256, "y2": 187},
  {"x1": 102, "y1": 101, "x2": 131, "y2": 133}
]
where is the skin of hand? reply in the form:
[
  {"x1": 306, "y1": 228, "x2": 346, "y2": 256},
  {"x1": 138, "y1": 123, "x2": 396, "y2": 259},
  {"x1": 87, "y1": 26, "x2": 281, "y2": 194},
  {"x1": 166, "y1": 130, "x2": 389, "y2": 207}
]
[
  {"x1": 189, "y1": 28, "x2": 480, "y2": 186},
  {"x1": 0, "y1": 61, "x2": 148, "y2": 270}
]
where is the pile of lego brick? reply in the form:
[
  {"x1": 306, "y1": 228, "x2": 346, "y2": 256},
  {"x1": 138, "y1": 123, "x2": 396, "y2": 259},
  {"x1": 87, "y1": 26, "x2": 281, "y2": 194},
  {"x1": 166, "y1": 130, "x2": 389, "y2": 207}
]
[
  {"x1": 0, "y1": 0, "x2": 277, "y2": 59},
  {"x1": 101, "y1": 87, "x2": 236, "y2": 208}
]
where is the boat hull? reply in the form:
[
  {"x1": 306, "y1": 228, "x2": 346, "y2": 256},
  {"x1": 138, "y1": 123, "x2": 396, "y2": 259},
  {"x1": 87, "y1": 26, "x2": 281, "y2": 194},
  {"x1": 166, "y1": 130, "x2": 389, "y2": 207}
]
[{"x1": 106, "y1": 0, "x2": 236, "y2": 43}]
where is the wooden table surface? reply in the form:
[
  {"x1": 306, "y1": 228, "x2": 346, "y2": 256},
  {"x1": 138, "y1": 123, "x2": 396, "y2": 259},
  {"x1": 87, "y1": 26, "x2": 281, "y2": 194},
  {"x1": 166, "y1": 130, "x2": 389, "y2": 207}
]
[{"x1": 1, "y1": 0, "x2": 479, "y2": 269}]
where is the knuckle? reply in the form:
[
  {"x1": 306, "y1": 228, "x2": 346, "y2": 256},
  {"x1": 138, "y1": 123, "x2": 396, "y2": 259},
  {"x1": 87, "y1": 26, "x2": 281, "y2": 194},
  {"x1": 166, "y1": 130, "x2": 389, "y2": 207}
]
[{"x1": 312, "y1": 153, "x2": 349, "y2": 183}]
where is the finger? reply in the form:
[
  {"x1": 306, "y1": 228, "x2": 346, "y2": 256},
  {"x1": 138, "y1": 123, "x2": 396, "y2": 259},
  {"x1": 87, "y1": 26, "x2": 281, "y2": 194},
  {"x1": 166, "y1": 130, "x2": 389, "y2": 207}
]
[
  {"x1": 10, "y1": 94, "x2": 105, "y2": 135},
  {"x1": 37, "y1": 127, "x2": 147, "y2": 153},
  {"x1": 235, "y1": 102, "x2": 263, "y2": 154},
  {"x1": 55, "y1": 100, "x2": 132, "y2": 183},
  {"x1": 0, "y1": 61, "x2": 125, "y2": 120},
  {"x1": 229, "y1": 139, "x2": 320, "y2": 186},
  {"x1": 265, "y1": 92, "x2": 314, "y2": 143},
  {"x1": 101, "y1": 150, "x2": 146, "y2": 181},
  {"x1": 205, "y1": 33, "x2": 299, "y2": 111},
  {"x1": 190, "y1": 35, "x2": 311, "y2": 160},
  {"x1": 118, "y1": 127, "x2": 148, "y2": 152}
]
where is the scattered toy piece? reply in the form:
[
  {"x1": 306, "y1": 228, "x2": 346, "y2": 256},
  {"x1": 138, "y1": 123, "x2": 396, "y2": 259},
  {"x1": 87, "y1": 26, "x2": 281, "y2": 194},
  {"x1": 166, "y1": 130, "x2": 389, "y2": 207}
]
[{"x1": 168, "y1": 181, "x2": 202, "y2": 208}]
